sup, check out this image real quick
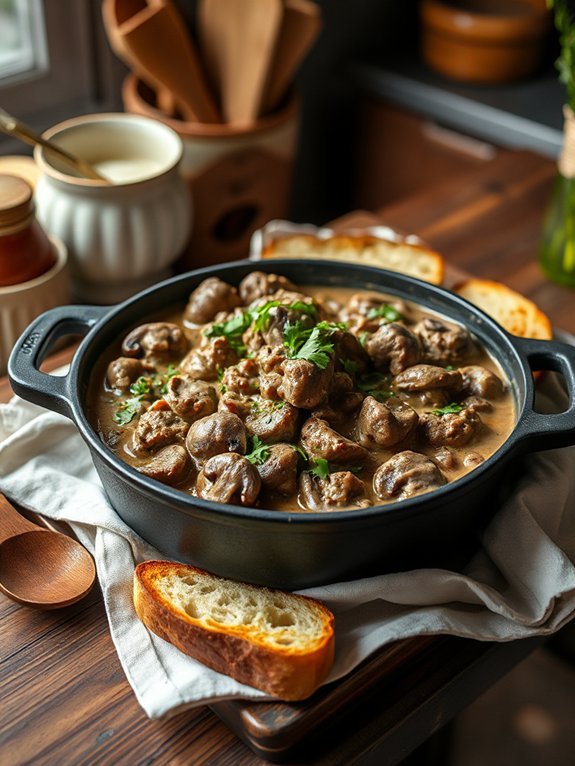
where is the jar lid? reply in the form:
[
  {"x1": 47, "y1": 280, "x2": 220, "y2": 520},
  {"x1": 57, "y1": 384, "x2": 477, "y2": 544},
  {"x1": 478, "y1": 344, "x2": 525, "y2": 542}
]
[{"x1": 0, "y1": 173, "x2": 34, "y2": 229}]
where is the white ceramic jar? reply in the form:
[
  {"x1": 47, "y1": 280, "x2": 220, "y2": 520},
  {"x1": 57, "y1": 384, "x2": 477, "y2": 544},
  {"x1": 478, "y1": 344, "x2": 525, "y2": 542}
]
[{"x1": 34, "y1": 113, "x2": 191, "y2": 303}]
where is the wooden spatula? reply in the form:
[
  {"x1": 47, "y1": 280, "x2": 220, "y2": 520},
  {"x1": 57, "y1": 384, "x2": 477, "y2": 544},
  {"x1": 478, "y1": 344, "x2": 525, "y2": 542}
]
[
  {"x1": 198, "y1": 0, "x2": 283, "y2": 125},
  {"x1": 103, "y1": 0, "x2": 176, "y2": 116},
  {"x1": 103, "y1": 0, "x2": 220, "y2": 123},
  {"x1": 261, "y1": 0, "x2": 322, "y2": 114}
]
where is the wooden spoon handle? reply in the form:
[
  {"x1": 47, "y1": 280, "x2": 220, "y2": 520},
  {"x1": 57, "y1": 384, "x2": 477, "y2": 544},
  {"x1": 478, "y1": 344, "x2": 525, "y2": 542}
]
[{"x1": 0, "y1": 493, "x2": 42, "y2": 545}]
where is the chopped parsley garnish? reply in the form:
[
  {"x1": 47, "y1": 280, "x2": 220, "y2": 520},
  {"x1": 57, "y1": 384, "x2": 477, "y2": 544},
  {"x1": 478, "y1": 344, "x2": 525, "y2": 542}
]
[
  {"x1": 245, "y1": 435, "x2": 271, "y2": 465},
  {"x1": 356, "y1": 372, "x2": 393, "y2": 402},
  {"x1": 309, "y1": 457, "x2": 331, "y2": 479},
  {"x1": 444, "y1": 364, "x2": 457, "y2": 371},
  {"x1": 283, "y1": 320, "x2": 341, "y2": 369},
  {"x1": 204, "y1": 312, "x2": 251, "y2": 355},
  {"x1": 289, "y1": 444, "x2": 308, "y2": 462},
  {"x1": 250, "y1": 299, "x2": 317, "y2": 333},
  {"x1": 340, "y1": 358, "x2": 360, "y2": 375},
  {"x1": 367, "y1": 304, "x2": 404, "y2": 323},
  {"x1": 113, "y1": 397, "x2": 144, "y2": 425},
  {"x1": 430, "y1": 403, "x2": 464, "y2": 416},
  {"x1": 358, "y1": 331, "x2": 370, "y2": 348},
  {"x1": 114, "y1": 366, "x2": 180, "y2": 425}
]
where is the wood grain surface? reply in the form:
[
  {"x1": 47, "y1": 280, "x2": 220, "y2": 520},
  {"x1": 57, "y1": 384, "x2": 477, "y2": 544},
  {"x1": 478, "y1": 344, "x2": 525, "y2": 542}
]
[{"x1": 0, "y1": 149, "x2": 572, "y2": 766}]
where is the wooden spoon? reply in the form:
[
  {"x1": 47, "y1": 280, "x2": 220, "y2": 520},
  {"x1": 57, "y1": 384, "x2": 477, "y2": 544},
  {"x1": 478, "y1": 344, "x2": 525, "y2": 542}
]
[
  {"x1": 103, "y1": 0, "x2": 220, "y2": 123},
  {"x1": 102, "y1": 0, "x2": 177, "y2": 117},
  {"x1": 198, "y1": 0, "x2": 283, "y2": 125},
  {"x1": 261, "y1": 0, "x2": 322, "y2": 114},
  {"x1": 0, "y1": 493, "x2": 96, "y2": 609},
  {"x1": 0, "y1": 109, "x2": 110, "y2": 183}
]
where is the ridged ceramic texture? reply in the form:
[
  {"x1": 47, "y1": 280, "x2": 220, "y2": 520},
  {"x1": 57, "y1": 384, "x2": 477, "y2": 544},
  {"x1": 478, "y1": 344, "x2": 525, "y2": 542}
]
[
  {"x1": 35, "y1": 173, "x2": 191, "y2": 283},
  {"x1": 0, "y1": 237, "x2": 69, "y2": 375}
]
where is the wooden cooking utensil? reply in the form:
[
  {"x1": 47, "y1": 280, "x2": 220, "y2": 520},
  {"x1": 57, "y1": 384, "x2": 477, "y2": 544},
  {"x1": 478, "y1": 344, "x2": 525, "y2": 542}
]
[
  {"x1": 102, "y1": 0, "x2": 220, "y2": 123},
  {"x1": 102, "y1": 0, "x2": 176, "y2": 116},
  {"x1": 0, "y1": 493, "x2": 96, "y2": 609},
  {"x1": 262, "y1": 0, "x2": 322, "y2": 114},
  {"x1": 0, "y1": 109, "x2": 110, "y2": 183},
  {"x1": 198, "y1": 0, "x2": 283, "y2": 125}
]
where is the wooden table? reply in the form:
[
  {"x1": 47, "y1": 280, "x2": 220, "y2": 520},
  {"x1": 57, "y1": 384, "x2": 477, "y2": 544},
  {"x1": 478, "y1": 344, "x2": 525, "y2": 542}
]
[{"x1": 1, "y1": 149, "x2": 572, "y2": 765}]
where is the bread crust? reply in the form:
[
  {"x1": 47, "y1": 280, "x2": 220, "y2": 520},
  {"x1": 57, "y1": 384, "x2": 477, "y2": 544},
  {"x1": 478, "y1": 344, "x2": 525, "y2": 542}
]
[
  {"x1": 261, "y1": 233, "x2": 445, "y2": 285},
  {"x1": 453, "y1": 278, "x2": 552, "y2": 340},
  {"x1": 133, "y1": 561, "x2": 335, "y2": 701}
]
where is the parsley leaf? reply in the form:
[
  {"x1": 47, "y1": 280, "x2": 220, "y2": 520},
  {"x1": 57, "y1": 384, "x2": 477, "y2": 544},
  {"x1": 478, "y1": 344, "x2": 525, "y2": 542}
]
[
  {"x1": 341, "y1": 358, "x2": 360, "y2": 375},
  {"x1": 250, "y1": 299, "x2": 317, "y2": 334},
  {"x1": 291, "y1": 326, "x2": 334, "y2": 368},
  {"x1": 204, "y1": 312, "x2": 251, "y2": 356},
  {"x1": 357, "y1": 372, "x2": 393, "y2": 402},
  {"x1": 284, "y1": 320, "x2": 340, "y2": 369},
  {"x1": 289, "y1": 444, "x2": 308, "y2": 462},
  {"x1": 113, "y1": 397, "x2": 144, "y2": 425},
  {"x1": 129, "y1": 376, "x2": 151, "y2": 396},
  {"x1": 309, "y1": 457, "x2": 331, "y2": 479},
  {"x1": 367, "y1": 304, "x2": 404, "y2": 323},
  {"x1": 430, "y1": 402, "x2": 464, "y2": 416},
  {"x1": 358, "y1": 331, "x2": 370, "y2": 347},
  {"x1": 245, "y1": 435, "x2": 271, "y2": 465}
]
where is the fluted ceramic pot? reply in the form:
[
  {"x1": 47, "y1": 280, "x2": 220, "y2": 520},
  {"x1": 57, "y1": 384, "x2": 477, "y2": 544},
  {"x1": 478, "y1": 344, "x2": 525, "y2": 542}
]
[{"x1": 34, "y1": 113, "x2": 191, "y2": 303}]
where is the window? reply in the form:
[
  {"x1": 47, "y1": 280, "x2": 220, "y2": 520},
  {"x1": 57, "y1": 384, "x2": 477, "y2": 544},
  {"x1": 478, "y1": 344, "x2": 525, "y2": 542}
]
[
  {"x1": 0, "y1": 0, "x2": 125, "y2": 147},
  {"x1": 0, "y1": 0, "x2": 48, "y2": 84}
]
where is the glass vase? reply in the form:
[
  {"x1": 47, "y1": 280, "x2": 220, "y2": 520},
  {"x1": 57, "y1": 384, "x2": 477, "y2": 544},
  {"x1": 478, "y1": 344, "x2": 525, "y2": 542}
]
[{"x1": 538, "y1": 105, "x2": 575, "y2": 288}]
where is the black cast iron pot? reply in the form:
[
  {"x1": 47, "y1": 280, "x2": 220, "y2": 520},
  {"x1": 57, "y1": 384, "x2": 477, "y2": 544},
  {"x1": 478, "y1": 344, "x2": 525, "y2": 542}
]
[{"x1": 8, "y1": 260, "x2": 575, "y2": 588}]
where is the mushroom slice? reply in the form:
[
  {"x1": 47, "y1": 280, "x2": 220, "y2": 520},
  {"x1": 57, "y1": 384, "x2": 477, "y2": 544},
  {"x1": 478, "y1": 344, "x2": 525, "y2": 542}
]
[{"x1": 197, "y1": 453, "x2": 261, "y2": 506}]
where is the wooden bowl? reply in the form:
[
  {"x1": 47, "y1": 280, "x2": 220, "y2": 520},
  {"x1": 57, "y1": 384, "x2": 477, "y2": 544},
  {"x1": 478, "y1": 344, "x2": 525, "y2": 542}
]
[{"x1": 420, "y1": 0, "x2": 552, "y2": 84}]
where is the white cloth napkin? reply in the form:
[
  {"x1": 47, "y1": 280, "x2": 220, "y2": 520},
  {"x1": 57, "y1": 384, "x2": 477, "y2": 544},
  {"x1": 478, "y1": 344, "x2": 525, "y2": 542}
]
[{"x1": 1, "y1": 374, "x2": 575, "y2": 719}]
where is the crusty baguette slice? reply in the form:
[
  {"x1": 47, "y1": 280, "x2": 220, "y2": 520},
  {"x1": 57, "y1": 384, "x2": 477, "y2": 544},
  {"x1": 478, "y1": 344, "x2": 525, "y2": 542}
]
[
  {"x1": 261, "y1": 233, "x2": 445, "y2": 285},
  {"x1": 133, "y1": 561, "x2": 335, "y2": 701},
  {"x1": 453, "y1": 278, "x2": 553, "y2": 339}
]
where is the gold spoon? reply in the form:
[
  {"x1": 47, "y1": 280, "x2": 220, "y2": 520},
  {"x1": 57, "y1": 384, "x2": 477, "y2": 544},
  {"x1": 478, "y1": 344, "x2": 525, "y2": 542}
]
[
  {"x1": 0, "y1": 493, "x2": 96, "y2": 609},
  {"x1": 0, "y1": 109, "x2": 111, "y2": 183}
]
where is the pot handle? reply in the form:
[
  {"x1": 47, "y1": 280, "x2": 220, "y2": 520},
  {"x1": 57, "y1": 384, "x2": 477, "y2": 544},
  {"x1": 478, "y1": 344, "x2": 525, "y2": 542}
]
[
  {"x1": 511, "y1": 336, "x2": 575, "y2": 450},
  {"x1": 8, "y1": 304, "x2": 109, "y2": 418}
]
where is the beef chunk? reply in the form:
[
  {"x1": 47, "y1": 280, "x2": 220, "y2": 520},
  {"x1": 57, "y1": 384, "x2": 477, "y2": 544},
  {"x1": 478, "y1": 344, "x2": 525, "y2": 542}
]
[
  {"x1": 245, "y1": 400, "x2": 300, "y2": 443},
  {"x1": 365, "y1": 323, "x2": 421, "y2": 375},
  {"x1": 133, "y1": 404, "x2": 189, "y2": 452},
  {"x1": 299, "y1": 471, "x2": 368, "y2": 511},
  {"x1": 278, "y1": 358, "x2": 334, "y2": 409},
  {"x1": 257, "y1": 443, "x2": 299, "y2": 496},
  {"x1": 356, "y1": 396, "x2": 419, "y2": 448},
  {"x1": 459, "y1": 365, "x2": 504, "y2": 398},
  {"x1": 238, "y1": 271, "x2": 298, "y2": 305},
  {"x1": 420, "y1": 408, "x2": 482, "y2": 447},
  {"x1": 462, "y1": 395, "x2": 493, "y2": 413},
  {"x1": 220, "y1": 358, "x2": 259, "y2": 395},
  {"x1": 217, "y1": 391, "x2": 253, "y2": 418},
  {"x1": 106, "y1": 357, "x2": 148, "y2": 391},
  {"x1": 413, "y1": 317, "x2": 474, "y2": 366},
  {"x1": 180, "y1": 337, "x2": 239, "y2": 381},
  {"x1": 186, "y1": 412, "x2": 247, "y2": 466},
  {"x1": 164, "y1": 376, "x2": 217, "y2": 422},
  {"x1": 300, "y1": 417, "x2": 368, "y2": 465},
  {"x1": 197, "y1": 453, "x2": 261, "y2": 506},
  {"x1": 184, "y1": 277, "x2": 241, "y2": 325},
  {"x1": 393, "y1": 364, "x2": 462, "y2": 392},
  {"x1": 137, "y1": 444, "x2": 191, "y2": 485},
  {"x1": 373, "y1": 450, "x2": 446, "y2": 501},
  {"x1": 122, "y1": 322, "x2": 187, "y2": 361}
]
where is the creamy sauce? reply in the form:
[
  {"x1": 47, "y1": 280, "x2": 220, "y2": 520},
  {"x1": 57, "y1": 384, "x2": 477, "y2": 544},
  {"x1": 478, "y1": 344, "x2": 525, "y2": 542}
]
[
  {"x1": 93, "y1": 159, "x2": 164, "y2": 183},
  {"x1": 88, "y1": 283, "x2": 516, "y2": 512}
]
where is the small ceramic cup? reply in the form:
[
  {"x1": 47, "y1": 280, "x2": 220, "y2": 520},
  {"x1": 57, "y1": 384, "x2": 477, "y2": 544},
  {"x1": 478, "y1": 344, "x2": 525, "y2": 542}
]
[
  {"x1": 34, "y1": 113, "x2": 191, "y2": 303},
  {"x1": 0, "y1": 235, "x2": 69, "y2": 375}
]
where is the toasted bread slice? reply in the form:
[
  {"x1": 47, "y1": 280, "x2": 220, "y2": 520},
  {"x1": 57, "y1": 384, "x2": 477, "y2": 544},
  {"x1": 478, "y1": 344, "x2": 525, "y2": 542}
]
[
  {"x1": 133, "y1": 561, "x2": 335, "y2": 701},
  {"x1": 453, "y1": 278, "x2": 553, "y2": 339},
  {"x1": 261, "y1": 233, "x2": 445, "y2": 285}
]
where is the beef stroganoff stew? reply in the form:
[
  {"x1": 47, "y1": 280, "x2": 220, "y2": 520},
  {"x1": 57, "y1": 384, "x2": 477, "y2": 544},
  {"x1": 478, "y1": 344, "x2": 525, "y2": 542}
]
[{"x1": 89, "y1": 272, "x2": 515, "y2": 512}]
